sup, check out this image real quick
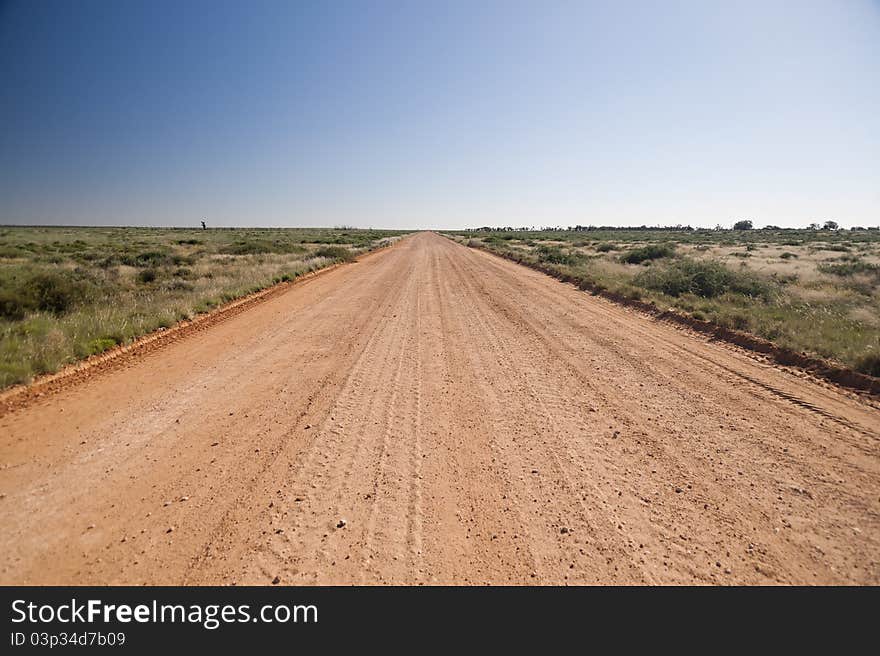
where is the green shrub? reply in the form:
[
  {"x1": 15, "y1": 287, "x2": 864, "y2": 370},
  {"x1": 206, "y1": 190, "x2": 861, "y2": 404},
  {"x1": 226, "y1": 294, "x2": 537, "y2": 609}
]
[
  {"x1": 138, "y1": 268, "x2": 158, "y2": 284},
  {"x1": 635, "y1": 259, "x2": 770, "y2": 299},
  {"x1": 780, "y1": 252, "x2": 797, "y2": 259},
  {"x1": 0, "y1": 289, "x2": 26, "y2": 320},
  {"x1": 219, "y1": 241, "x2": 274, "y2": 255},
  {"x1": 0, "y1": 245, "x2": 24, "y2": 258},
  {"x1": 536, "y1": 245, "x2": 585, "y2": 266},
  {"x1": 220, "y1": 240, "x2": 307, "y2": 255},
  {"x1": 620, "y1": 244, "x2": 675, "y2": 264},
  {"x1": 28, "y1": 272, "x2": 84, "y2": 313},
  {"x1": 86, "y1": 337, "x2": 117, "y2": 355},
  {"x1": 0, "y1": 271, "x2": 90, "y2": 319},
  {"x1": 595, "y1": 242, "x2": 616, "y2": 252},
  {"x1": 817, "y1": 260, "x2": 879, "y2": 278},
  {"x1": 132, "y1": 251, "x2": 170, "y2": 267}
]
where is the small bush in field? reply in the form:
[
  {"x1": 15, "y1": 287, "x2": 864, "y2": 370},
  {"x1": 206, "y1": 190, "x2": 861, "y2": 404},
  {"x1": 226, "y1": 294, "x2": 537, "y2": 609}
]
[
  {"x1": 536, "y1": 245, "x2": 585, "y2": 266},
  {"x1": 87, "y1": 337, "x2": 117, "y2": 355},
  {"x1": 818, "y1": 260, "x2": 879, "y2": 278},
  {"x1": 620, "y1": 244, "x2": 675, "y2": 264},
  {"x1": 311, "y1": 246, "x2": 354, "y2": 261},
  {"x1": 635, "y1": 259, "x2": 770, "y2": 299},
  {"x1": 0, "y1": 271, "x2": 89, "y2": 319}
]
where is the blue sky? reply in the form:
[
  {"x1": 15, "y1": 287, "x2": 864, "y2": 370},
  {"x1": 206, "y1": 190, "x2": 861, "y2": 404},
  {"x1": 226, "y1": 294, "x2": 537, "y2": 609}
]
[{"x1": 1, "y1": 0, "x2": 878, "y2": 229}]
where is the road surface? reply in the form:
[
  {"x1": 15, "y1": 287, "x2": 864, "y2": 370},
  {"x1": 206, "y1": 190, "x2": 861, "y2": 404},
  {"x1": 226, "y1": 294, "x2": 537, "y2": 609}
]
[{"x1": 1, "y1": 232, "x2": 878, "y2": 584}]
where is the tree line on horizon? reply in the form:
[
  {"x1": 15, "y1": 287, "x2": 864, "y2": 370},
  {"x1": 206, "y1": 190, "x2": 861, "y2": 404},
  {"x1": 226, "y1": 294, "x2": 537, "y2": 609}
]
[{"x1": 464, "y1": 221, "x2": 878, "y2": 232}]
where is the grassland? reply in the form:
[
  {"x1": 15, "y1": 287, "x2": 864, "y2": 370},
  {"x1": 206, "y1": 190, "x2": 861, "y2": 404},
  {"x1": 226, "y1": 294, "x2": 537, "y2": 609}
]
[
  {"x1": 0, "y1": 226, "x2": 407, "y2": 389},
  {"x1": 445, "y1": 227, "x2": 880, "y2": 377}
]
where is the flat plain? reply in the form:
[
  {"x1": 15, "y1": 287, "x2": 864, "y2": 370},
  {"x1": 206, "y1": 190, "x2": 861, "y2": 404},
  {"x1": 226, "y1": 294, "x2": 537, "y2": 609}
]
[{"x1": 1, "y1": 232, "x2": 877, "y2": 585}]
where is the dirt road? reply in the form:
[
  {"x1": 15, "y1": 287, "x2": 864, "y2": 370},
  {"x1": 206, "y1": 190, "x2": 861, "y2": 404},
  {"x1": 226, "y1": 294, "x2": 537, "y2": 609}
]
[{"x1": 1, "y1": 232, "x2": 878, "y2": 584}]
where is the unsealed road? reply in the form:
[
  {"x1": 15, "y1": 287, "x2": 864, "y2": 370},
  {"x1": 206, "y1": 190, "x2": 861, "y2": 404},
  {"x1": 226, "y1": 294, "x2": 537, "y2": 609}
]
[{"x1": 1, "y1": 232, "x2": 878, "y2": 584}]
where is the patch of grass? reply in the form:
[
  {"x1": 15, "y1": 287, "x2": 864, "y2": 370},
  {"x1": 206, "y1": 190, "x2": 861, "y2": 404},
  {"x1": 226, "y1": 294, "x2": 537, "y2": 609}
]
[
  {"x1": 132, "y1": 250, "x2": 170, "y2": 267},
  {"x1": 817, "y1": 244, "x2": 851, "y2": 252},
  {"x1": 86, "y1": 337, "x2": 117, "y2": 355},
  {"x1": 818, "y1": 260, "x2": 880, "y2": 278},
  {"x1": 0, "y1": 270, "x2": 93, "y2": 319},
  {"x1": 311, "y1": 245, "x2": 355, "y2": 262},
  {"x1": 219, "y1": 240, "x2": 307, "y2": 256},
  {"x1": 536, "y1": 245, "x2": 585, "y2": 266}
]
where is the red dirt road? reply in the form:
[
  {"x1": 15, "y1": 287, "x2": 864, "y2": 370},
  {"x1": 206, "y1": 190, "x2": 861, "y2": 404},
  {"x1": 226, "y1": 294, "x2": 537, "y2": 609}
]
[{"x1": 1, "y1": 232, "x2": 878, "y2": 584}]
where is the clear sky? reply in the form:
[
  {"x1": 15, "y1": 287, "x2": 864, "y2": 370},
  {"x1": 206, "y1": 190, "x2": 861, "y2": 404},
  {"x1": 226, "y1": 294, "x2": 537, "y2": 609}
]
[{"x1": 1, "y1": 0, "x2": 878, "y2": 229}]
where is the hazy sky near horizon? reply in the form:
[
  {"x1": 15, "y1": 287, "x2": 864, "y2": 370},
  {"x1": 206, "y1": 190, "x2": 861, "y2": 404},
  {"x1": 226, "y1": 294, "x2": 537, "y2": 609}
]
[{"x1": 1, "y1": 0, "x2": 878, "y2": 229}]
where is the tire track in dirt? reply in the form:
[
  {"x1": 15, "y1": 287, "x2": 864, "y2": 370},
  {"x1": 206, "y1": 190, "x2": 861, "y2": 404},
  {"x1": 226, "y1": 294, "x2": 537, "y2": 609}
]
[
  {"x1": 233, "y1": 257, "x2": 417, "y2": 584},
  {"x1": 441, "y1": 250, "x2": 648, "y2": 582}
]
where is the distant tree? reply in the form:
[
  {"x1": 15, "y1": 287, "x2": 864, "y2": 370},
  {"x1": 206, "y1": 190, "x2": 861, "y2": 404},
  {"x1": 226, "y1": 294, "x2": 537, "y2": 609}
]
[
  {"x1": 732, "y1": 219, "x2": 753, "y2": 230},
  {"x1": 851, "y1": 226, "x2": 865, "y2": 231},
  {"x1": 763, "y1": 225, "x2": 780, "y2": 230},
  {"x1": 823, "y1": 220, "x2": 839, "y2": 230},
  {"x1": 809, "y1": 222, "x2": 821, "y2": 230}
]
